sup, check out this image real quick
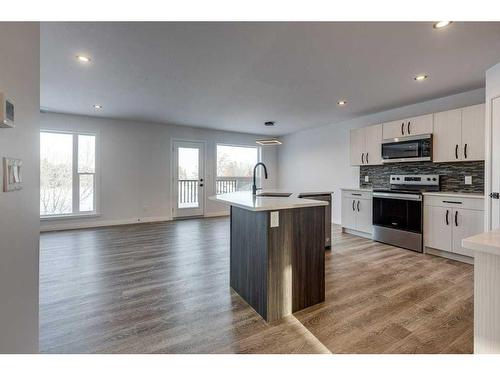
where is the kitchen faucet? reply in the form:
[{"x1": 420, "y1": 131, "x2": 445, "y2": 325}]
[{"x1": 252, "y1": 162, "x2": 268, "y2": 195}]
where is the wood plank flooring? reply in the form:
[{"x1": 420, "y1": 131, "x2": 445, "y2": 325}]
[{"x1": 39, "y1": 218, "x2": 473, "y2": 353}]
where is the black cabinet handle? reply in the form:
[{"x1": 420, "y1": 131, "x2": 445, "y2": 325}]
[
  {"x1": 199, "y1": 184, "x2": 204, "y2": 187},
  {"x1": 442, "y1": 200, "x2": 462, "y2": 204},
  {"x1": 445, "y1": 209, "x2": 449, "y2": 225},
  {"x1": 407, "y1": 121, "x2": 411, "y2": 134},
  {"x1": 366, "y1": 153, "x2": 369, "y2": 164},
  {"x1": 401, "y1": 123, "x2": 404, "y2": 135},
  {"x1": 455, "y1": 144, "x2": 459, "y2": 159},
  {"x1": 464, "y1": 143, "x2": 468, "y2": 159},
  {"x1": 352, "y1": 200, "x2": 355, "y2": 211},
  {"x1": 455, "y1": 211, "x2": 458, "y2": 226},
  {"x1": 357, "y1": 200, "x2": 360, "y2": 212},
  {"x1": 351, "y1": 193, "x2": 362, "y2": 196},
  {"x1": 361, "y1": 153, "x2": 364, "y2": 164}
]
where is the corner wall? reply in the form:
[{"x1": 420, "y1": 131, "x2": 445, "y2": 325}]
[
  {"x1": 39, "y1": 112, "x2": 279, "y2": 231},
  {"x1": 278, "y1": 88, "x2": 486, "y2": 224},
  {"x1": 0, "y1": 23, "x2": 40, "y2": 353}
]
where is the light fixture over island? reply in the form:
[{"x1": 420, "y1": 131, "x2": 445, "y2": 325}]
[{"x1": 210, "y1": 190, "x2": 331, "y2": 322}]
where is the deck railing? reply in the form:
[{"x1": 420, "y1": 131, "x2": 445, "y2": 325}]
[
  {"x1": 216, "y1": 177, "x2": 252, "y2": 194},
  {"x1": 178, "y1": 177, "x2": 254, "y2": 207}
]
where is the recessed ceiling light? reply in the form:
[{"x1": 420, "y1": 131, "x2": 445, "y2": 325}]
[
  {"x1": 414, "y1": 74, "x2": 428, "y2": 81},
  {"x1": 433, "y1": 21, "x2": 452, "y2": 29},
  {"x1": 93, "y1": 104, "x2": 102, "y2": 110},
  {"x1": 337, "y1": 100, "x2": 347, "y2": 106},
  {"x1": 76, "y1": 55, "x2": 91, "y2": 63},
  {"x1": 256, "y1": 139, "x2": 282, "y2": 145},
  {"x1": 264, "y1": 121, "x2": 276, "y2": 127}
]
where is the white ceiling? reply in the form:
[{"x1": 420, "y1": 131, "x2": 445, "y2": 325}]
[{"x1": 41, "y1": 22, "x2": 500, "y2": 136}]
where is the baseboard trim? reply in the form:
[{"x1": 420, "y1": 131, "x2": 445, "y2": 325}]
[
  {"x1": 40, "y1": 216, "x2": 172, "y2": 232},
  {"x1": 204, "y1": 211, "x2": 230, "y2": 218},
  {"x1": 425, "y1": 247, "x2": 474, "y2": 265},
  {"x1": 342, "y1": 227, "x2": 373, "y2": 239}
]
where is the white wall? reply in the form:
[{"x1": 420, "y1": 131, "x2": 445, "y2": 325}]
[
  {"x1": 0, "y1": 23, "x2": 40, "y2": 353},
  {"x1": 40, "y1": 112, "x2": 279, "y2": 231},
  {"x1": 278, "y1": 88, "x2": 486, "y2": 224}
]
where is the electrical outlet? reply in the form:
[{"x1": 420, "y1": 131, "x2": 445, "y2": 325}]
[
  {"x1": 364, "y1": 175, "x2": 369, "y2": 183},
  {"x1": 465, "y1": 176, "x2": 472, "y2": 185},
  {"x1": 270, "y1": 211, "x2": 279, "y2": 227}
]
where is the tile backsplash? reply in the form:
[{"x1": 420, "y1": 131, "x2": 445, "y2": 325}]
[{"x1": 360, "y1": 161, "x2": 484, "y2": 193}]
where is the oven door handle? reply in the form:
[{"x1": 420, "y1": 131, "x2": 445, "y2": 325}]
[{"x1": 373, "y1": 192, "x2": 422, "y2": 201}]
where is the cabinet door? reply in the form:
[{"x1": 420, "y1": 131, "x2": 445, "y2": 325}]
[
  {"x1": 433, "y1": 109, "x2": 463, "y2": 162},
  {"x1": 350, "y1": 128, "x2": 365, "y2": 166},
  {"x1": 406, "y1": 114, "x2": 433, "y2": 136},
  {"x1": 383, "y1": 119, "x2": 406, "y2": 139},
  {"x1": 364, "y1": 124, "x2": 383, "y2": 165},
  {"x1": 356, "y1": 198, "x2": 373, "y2": 234},
  {"x1": 452, "y1": 208, "x2": 484, "y2": 257},
  {"x1": 461, "y1": 104, "x2": 485, "y2": 161},
  {"x1": 424, "y1": 205, "x2": 452, "y2": 252},
  {"x1": 341, "y1": 197, "x2": 357, "y2": 230}
]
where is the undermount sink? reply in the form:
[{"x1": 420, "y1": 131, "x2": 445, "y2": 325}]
[{"x1": 257, "y1": 192, "x2": 292, "y2": 197}]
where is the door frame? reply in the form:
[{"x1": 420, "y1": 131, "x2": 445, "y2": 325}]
[{"x1": 171, "y1": 139, "x2": 206, "y2": 219}]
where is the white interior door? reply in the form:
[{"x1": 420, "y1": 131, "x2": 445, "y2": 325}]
[{"x1": 172, "y1": 140, "x2": 205, "y2": 218}]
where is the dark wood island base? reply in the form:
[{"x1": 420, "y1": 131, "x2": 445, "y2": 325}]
[{"x1": 230, "y1": 205, "x2": 325, "y2": 322}]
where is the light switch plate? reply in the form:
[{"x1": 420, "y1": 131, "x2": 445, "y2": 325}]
[
  {"x1": 364, "y1": 176, "x2": 369, "y2": 182},
  {"x1": 3, "y1": 157, "x2": 23, "y2": 192},
  {"x1": 465, "y1": 176, "x2": 472, "y2": 185},
  {"x1": 270, "y1": 211, "x2": 279, "y2": 227}
]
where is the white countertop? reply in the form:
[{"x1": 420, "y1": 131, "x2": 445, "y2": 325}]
[
  {"x1": 463, "y1": 229, "x2": 500, "y2": 256},
  {"x1": 340, "y1": 187, "x2": 373, "y2": 192},
  {"x1": 422, "y1": 192, "x2": 485, "y2": 199},
  {"x1": 209, "y1": 190, "x2": 329, "y2": 212}
]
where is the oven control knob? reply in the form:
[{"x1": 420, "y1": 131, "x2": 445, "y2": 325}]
[
  {"x1": 432, "y1": 178, "x2": 437, "y2": 181},
  {"x1": 427, "y1": 178, "x2": 431, "y2": 181},
  {"x1": 396, "y1": 177, "x2": 400, "y2": 180}
]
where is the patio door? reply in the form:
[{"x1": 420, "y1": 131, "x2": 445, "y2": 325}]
[{"x1": 172, "y1": 140, "x2": 205, "y2": 218}]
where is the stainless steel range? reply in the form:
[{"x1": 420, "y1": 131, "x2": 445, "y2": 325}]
[{"x1": 372, "y1": 174, "x2": 440, "y2": 252}]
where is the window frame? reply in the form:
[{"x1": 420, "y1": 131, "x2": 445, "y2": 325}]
[
  {"x1": 215, "y1": 142, "x2": 261, "y2": 194},
  {"x1": 40, "y1": 129, "x2": 100, "y2": 219}
]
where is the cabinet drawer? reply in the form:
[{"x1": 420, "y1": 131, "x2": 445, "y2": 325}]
[
  {"x1": 342, "y1": 190, "x2": 372, "y2": 200},
  {"x1": 423, "y1": 195, "x2": 484, "y2": 211}
]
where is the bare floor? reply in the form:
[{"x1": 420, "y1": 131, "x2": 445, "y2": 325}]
[{"x1": 40, "y1": 218, "x2": 473, "y2": 353}]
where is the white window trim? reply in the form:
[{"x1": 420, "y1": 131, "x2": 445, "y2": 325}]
[
  {"x1": 215, "y1": 143, "x2": 262, "y2": 193},
  {"x1": 40, "y1": 129, "x2": 101, "y2": 219}
]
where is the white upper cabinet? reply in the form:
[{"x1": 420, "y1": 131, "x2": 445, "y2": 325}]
[
  {"x1": 406, "y1": 114, "x2": 433, "y2": 136},
  {"x1": 461, "y1": 103, "x2": 485, "y2": 161},
  {"x1": 350, "y1": 124, "x2": 382, "y2": 166},
  {"x1": 364, "y1": 124, "x2": 383, "y2": 165},
  {"x1": 383, "y1": 119, "x2": 406, "y2": 139},
  {"x1": 382, "y1": 114, "x2": 433, "y2": 139},
  {"x1": 433, "y1": 108, "x2": 462, "y2": 162},
  {"x1": 350, "y1": 127, "x2": 365, "y2": 166},
  {"x1": 433, "y1": 104, "x2": 485, "y2": 162}
]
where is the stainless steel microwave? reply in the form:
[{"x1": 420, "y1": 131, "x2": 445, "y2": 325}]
[{"x1": 381, "y1": 134, "x2": 432, "y2": 163}]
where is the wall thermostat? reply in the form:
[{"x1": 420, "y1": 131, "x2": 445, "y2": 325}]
[
  {"x1": 3, "y1": 157, "x2": 23, "y2": 192},
  {"x1": 0, "y1": 93, "x2": 15, "y2": 128}
]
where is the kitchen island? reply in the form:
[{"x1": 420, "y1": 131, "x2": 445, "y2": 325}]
[{"x1": 210, "y1": 190, "x2": 330, "y2": 322}]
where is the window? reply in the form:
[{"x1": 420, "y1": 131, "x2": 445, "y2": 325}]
[
  {"x1": 40, "y1": 131, "x2": 97, "y2": 216},
  {"x1": 216, "y1": 144, "x2": 259, "y2": 193}
]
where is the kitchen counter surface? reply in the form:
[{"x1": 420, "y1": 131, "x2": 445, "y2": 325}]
[
  {"x1": 340, "y1": 187, "x2": 373, "y2": 192},
  {"x1": 209, "y1": 190, "x2": 329, "y2": 212},
  {"x1": 463, "y1": 229, "x2": 500, "y2": 256},
  {"x1": 422, "y1": 192, "x2": 485, "y2": 199}
]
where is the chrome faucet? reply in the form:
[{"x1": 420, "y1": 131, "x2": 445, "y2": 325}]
[{"x1": 252, "y1": 162, "x2": 268, "y2": 195}]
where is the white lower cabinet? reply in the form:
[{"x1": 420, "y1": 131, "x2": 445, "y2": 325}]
[
  {"x1": 423, "y1": 194, "x2": 484, "y2": 260},
  {"x1": 341, "y1": 190, "x2": 373, "y2": 235}
]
